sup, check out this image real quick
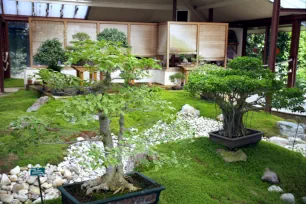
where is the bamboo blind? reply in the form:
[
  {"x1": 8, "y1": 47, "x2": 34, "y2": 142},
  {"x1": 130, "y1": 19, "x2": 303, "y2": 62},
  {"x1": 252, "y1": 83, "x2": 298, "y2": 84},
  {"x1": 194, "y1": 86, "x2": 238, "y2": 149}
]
[
  {"x1": 130, "y1": 24, "x2": 157, "y2": 56},
  {"x1": 66, "y1": 22, "x2": 97, "y2": 45},
  {"x1": 198, "y1": 24, "x2": 227, "y2": 60},
  {"x1": 99, "y1": 24, "x2": 128, "y2": 36},
  {"x1": 157, "y1": 24, "x2": 167, "y2": 55},
  {"x1": 169, "y1": 24, "x2": 197, "y2": 54},
  {"x1": 31, "y1": 20, "x2": 65, "y2": 57}
]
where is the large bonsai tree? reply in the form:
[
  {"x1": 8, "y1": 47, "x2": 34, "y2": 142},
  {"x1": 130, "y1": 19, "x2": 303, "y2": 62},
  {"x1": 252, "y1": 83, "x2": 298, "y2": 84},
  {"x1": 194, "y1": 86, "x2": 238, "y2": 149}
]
[
  {"x1": 185, "y1": 57, "x2": 304, "y2": 138},
  {"x1": 62, "y1": 39, "x2": 168, "y2": 194},
  {"x1": 34, "y1": 38, "x2": 66, "y2": 72}
]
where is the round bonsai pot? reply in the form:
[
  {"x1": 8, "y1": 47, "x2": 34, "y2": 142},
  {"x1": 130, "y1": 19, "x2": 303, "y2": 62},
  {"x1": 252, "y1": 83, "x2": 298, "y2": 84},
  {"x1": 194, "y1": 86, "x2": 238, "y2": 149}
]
[
  {"x1": 209, "y1": 128, "x2": 263, "y2": 150},
  {"x1": 58, "y1": 172, "x2": 165, "y2": 204},
  {"x1": 63, "y1": 87, "x2": 79, "y2": 96},
  {"x1": 51, "y1": 89, "x2": 66, "y2": 96}
]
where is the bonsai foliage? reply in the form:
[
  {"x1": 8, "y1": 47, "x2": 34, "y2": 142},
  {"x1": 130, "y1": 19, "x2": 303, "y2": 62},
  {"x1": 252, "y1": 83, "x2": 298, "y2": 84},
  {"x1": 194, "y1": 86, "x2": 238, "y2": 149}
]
[
  {"x1": 169, "y1": 73, "x2": 185, "y2": 86},
  {"x1": 97, "y1": 28, "x2": 128, "y2": 47},
  {"x1": 62, "y1": 39, "x2": 169, "y2": 194},
  {"x1": 34, "y1": 38, "x2": 66, "y2": 72},
  {"x1": 185, "y1": 57, "x2": 304, "y2": 138},
  {"x1": 10, "y1": 48, "x2": 27, "y2": 75}
]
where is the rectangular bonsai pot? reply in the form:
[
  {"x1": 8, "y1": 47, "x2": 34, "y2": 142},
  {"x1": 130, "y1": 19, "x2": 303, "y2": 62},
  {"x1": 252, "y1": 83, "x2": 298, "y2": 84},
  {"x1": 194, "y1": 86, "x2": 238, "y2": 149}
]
[
  {"x1": 209, "y1": 129, "x2": 263, "y2": 149},
  {"x1": 58, "y1": 172, "x2": 165, "y2": 204}
]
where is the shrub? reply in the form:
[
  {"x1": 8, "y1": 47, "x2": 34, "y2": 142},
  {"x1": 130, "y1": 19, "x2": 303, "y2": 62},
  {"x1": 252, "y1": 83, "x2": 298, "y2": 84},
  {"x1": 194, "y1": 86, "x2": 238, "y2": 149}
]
[
  {"x1": 185, "y1": 57, "x2": 304, "y2": 138},
  {"x1": 34, "y1": 38, "x2": 66, "y2": 72},
  {"x1": 169, "y1": 73, "x2": 185, "y2": 86},
  {"x1": 97, "y1": 28, "x2": 128, "y2": 47}
]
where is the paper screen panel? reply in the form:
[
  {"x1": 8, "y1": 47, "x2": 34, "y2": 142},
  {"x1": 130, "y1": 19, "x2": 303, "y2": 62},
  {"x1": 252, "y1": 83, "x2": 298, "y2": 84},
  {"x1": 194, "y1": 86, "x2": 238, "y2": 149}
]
[
  {"x1": 169, "y1": 24, "x2": 197, "y2": 53},
  {"x1": 66, "y1": 22, "x2": 97, "y2": 45},
  {"x1": 199, "y1": 24, "x2": 227, "y2": 60},
  {"x1": 130, "y1": 24, "x2": 157, "y2": 56},
  {"x1": 157, "y1": 24, "x2": 167, "y2": 54},
  {"x1": 99, "y1": 24, "x2": 128, "y2": 36}
]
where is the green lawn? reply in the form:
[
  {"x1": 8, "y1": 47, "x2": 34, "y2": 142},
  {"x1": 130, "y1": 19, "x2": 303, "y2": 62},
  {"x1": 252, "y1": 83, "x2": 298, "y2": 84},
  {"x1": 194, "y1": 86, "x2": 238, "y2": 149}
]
[
  {"x1": 4, "y1": 78, "x2": 24, "y2": 88},
  {"x1": 0, "y1": 89, "x2": 304, "y2": 203}
]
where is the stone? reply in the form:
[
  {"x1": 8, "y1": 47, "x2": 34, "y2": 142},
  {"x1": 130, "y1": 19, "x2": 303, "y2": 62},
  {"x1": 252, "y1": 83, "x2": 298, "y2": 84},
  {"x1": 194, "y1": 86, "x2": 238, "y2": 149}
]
[
  {"x1": 52, "y1": 177, "x2": 65, "y2": 187},
  {"x1": 21, "y1": 183, "x2": 29, "y2": 190},
  {"x1": 269, "y1": 137, "x2": 290, "y2": 147},
  {"x1": 77, "y1": 137, "x2": 85, "y2": 142},
  {"x1": 0, "y1": 191, "x2": 6, "y2": 195},
  {"x1": 26, "y1": 177, "x2": 36, "y2": 184},
  {"x1": 280, "y1": 193, "x2": 295, "y2": 204},
  {"x1": 34, "y1": 177, "x2": 47, "y2": 186},
  {"x1": 12, "y1": 184, "x2": 23, "y2": 193},
  {"x1": 11, "y1": 199, "x2": 21, "y2": 204},
  {"x1": 10, "y1": 167, "x2": 20, "y2": 175},
  {"x1": 302, "y1": 197, "x2": 306, "y2": 203},
  {"x1": 179, "y1": 104, "x2": 200, "y2": 117},
  {"x1": 29, "y1": 186, "x2": 40, "y2": 195},
  {"x1": 277, "y1": 121, "x2": 306, "y2": 140},
  {"x1": 216, "y1": 114, "x2": 224, "y2": 122},
  {"x1": 24, "y1": 200, "x2": 32, "y2": 204},
  {"x1": 268, "y1": 185, "x2": 283, "y2": 192},
  {"x1": 33, "y1": 198, "x2": 41, "y2": 204},
  {"x1": 9, "y1": 175, "x2": 18, "y2": 182},
  {"x1": 63, "y1": 169, "x2": 72, "y2": 179},
  {"x1": 14, "y1": 194, "x2": 28, "y2": 202},
  {"x1": 0, "y1": 174, "x2": 11, "y2": 186},
  {"x1": 41, "y1": 183, "x2": 52, "y2": 189},
  {"x1": 216, "y1": 149, "x2": 247, "y2": 163},
  {"x1": 0, "y1": 194, "x2": 14, "y2": 203},
  {"x1": 18, "y1": 190, "x2": 28, "y2": 195},
  {"x1": 27, "y1": 96, "x2": 49, "y2": 112},
  {"x1": 45, "y1": 191, "x2": 58, "y2": 200},
  {"x1": 261, "y1": 168, "x2": 280, "y2": 184}
]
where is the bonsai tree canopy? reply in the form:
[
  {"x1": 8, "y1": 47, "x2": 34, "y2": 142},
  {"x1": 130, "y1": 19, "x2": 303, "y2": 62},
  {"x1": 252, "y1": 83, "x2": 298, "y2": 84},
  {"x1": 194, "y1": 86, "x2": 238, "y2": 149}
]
[{"x1": 186, "y1": 57, "x2": 304, "y2": 138}]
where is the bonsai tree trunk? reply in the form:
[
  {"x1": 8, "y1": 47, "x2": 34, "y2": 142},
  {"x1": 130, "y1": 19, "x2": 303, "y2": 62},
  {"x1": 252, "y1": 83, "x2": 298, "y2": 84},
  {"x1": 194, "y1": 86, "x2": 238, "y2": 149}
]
[
  {"x1": 222, "y1": 108, "x2": 246, "y2": 138},
  {"x1": 82, "y1": 113, "x2": 139, "y2": 195}
]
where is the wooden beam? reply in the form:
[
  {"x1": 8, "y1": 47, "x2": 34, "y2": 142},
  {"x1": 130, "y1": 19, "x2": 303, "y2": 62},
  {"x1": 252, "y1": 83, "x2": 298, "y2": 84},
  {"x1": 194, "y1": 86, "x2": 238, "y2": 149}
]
[
  {"x1": 2, "y1": 15, "x2": 28, "y2": 22},
  {"x1": 268, "y1": 0, "x2": 280, "y2": 72},
  {"x1": 208, "y1": 8, "x2": 213, "y2": 22},
  {"x1": 287, "y1": 20, "x2": 301, "y2": 87},
  {"x1": 197, "y1": 0, "x2": 251, "y2": 10},
  {"x1": 0, "y1": 0, "x2": 4, "y2": 15},
  {"x1": 280, "y1": 8, "x2": 306, "y2": 14},
  {"x1": 242, "y1": 27, "x2": 247, "y2": 56},
  {"x1": 183, "y1": 0, "x2": 205, "y2": 21},
  {"x1": 173, "y1": 0, "x2": 177, "y2": 21},
  {"x1": 263, "y1": 26, "x2": 270, "y2": 64}
]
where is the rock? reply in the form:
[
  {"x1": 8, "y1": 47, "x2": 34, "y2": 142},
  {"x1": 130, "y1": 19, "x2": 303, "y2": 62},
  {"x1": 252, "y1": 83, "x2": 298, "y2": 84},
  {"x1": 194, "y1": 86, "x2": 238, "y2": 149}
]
[
  {"x1": 29, "y1": 186, "x2": 40, "y2": 195},
  {"x1": 12, "y1": 184, "x2": 23, "y2": 193},
  {"x1": 21, "y1": 183, "x2": 29, "y2": 190},
  {"x1": 0, "y1": 191, "x2": 6, "y2": 195},
  {"x1": 77, "y1": 137, "x2": 85, "y2": 142},
  {"x1": 261, "y1": 168, "x2": 280, "y2": 184},
  {"x1": 33, "y1": 164, "x2": 41, "y2": 168},
  {"x1": 277, "y1": 121, "x2": 306, "y2": 140},
  {"x1": 24, "y1": 200, "x2": 32, "y2": 204},
  {"x1": 216, "y1": 149, "x2": 247, "y2": 162},
  {"x1": 18, "y1": 190, "x2": 28, "y2": 195},
  {"x1": 280, "y1": 193, "x2": 295, "y2": 204},
  {"x1": 302, "y1": 197, "x2": 306, "y2": 203},
  {"x1": 41, "y1": 183, "x2": 52, "y2": 189},
  {"x1": 27, "y1": 165, "x2": 32, "y2": 169},
  {"x1": 269, "y1": 137, "x2": 290, "y2": 147},
  {"x1": 179, "y1": 104, "x2": 200, "y2": 117},
  {"x1": 9, "y1": 175, "x2": 18, "y2": 182},
  {"x1": 27, "y1": 96, "x2": 49, "y2": 112},
  {"x1": 10, "y1": 167, "x2": 21, "y2": 175},
  {"x1": 268, "y1": 185, "x2": 283, "y2": 192},
  {"x1": 34, "y1": 177, "x2": 47, "y2": 186},
  {"x1": 0, "y1": 194, "x2": 14, "y2": 203},
  {"x1": 14, "y1": 194, "x2": 28, "y2": 202},
  {"x1": 63, "y1": 169, "x2": 72, "y2": 179},
  {"x1": 216, "y1": 114, "x2": 224, "y2": 122},
  {"x1": 11, "y1": 199, "x2": 21, "y2": 204},
  {"x1": 0, "y1": 174, "x2": 11, "y2": 186},
  {"x1": 26, "y1": 177, "x2": 36, "y2": 184},
  {"x1": 0, "y1": 186, "x2": 11, "y2": 191},
  {"x1": 45, "y1": 191, "x2": 59, "y2": 200},
  {"x1": 52, "y1": 177, "x2": 65, "y2": 187}
]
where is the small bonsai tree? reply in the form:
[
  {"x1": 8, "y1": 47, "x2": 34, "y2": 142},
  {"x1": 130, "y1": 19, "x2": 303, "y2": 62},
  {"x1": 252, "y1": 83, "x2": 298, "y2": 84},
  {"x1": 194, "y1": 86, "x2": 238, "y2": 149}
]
[
  {"x1": 185, "y1": 57, "x2": 304, "y2": 138},
  {"x1": 34, "y1": 38, "x2": 66, "y2": 72},
  {"x1": 169, "y1": 73, "x2": 185, "y2": 87},
  {"x1": 62, "y1": 39, "x2": 167, "y2": 195},
  {"x1": 97, "y1": 28, "x2": 128, "y2": 47}
]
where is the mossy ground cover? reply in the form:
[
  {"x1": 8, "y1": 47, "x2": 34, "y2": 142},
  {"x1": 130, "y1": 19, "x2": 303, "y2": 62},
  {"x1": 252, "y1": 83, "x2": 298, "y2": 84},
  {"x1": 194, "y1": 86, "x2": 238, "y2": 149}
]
[
  {"x1": 4, "y1": 78, "x2": 24, "y2": 88},
  {"x1": 0, "y1": 89, "x2": 305, "y2": 203}
]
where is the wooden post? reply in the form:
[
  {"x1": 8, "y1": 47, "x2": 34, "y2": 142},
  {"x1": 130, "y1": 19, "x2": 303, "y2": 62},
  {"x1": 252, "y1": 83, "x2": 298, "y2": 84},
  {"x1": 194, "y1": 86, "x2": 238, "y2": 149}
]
[
  {"x1": 268, "y1": 0, "x2": 280, "y2": 72},
  {"x1": 242, "y1": 27, "x2": 247, "y2": 56},
  {"x1": 208, "y1": 8, "x2": 214, "y2": 22},
  {"x1": 173, "y1": 0, "x2": 177, "y2": 21},
  {"x1": 263, "y1": 26, "x2": 270, "y2": 64},
  {"x1": 287, "y1": 20, "x2": 301, "y2": 87},
  {"x1": 4, "y1": 21, "x2": 10, "y2": 78}
]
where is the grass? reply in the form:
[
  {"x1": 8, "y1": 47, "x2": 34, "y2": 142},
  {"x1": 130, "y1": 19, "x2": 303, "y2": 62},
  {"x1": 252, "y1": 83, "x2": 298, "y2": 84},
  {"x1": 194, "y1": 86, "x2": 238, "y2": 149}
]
[{"x1": 4, "y1": 78, "x2": 24, "y2": 88}]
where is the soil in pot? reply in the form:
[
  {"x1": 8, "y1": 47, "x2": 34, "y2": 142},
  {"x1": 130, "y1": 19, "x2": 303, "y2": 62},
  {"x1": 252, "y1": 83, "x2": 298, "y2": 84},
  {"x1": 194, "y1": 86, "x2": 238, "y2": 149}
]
[{"x1": 66, "y1": 173, "x2": 161, "y2": 203}]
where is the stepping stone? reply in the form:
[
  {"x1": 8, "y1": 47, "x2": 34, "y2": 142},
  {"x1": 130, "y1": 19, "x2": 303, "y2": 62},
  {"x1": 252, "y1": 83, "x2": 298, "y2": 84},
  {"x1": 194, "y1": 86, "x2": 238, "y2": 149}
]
[{"x1": 216, "y1": 149, "x2": 247, "y2": 163}]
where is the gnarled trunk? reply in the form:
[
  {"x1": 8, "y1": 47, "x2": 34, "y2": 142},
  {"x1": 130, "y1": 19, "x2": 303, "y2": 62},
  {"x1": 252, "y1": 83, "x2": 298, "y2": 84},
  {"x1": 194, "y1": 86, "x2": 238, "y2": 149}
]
[{"x1": 222, "y1": 108, "x2": 246, "y2": 138}]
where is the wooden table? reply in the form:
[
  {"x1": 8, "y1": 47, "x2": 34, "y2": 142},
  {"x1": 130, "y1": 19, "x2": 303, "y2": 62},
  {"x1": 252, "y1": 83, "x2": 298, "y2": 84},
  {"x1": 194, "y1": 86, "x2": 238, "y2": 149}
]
[
  {"x1": 177, "y1": 64, "x2": 197, "y2": 84},
  {"x1": 71, "y1": 65, "x2": 101, "y2": 81}
]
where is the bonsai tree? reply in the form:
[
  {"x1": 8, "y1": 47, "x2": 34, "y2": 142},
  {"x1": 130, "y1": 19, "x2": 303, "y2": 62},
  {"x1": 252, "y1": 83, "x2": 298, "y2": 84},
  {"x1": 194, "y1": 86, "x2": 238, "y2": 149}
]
[
  {"x1": 185, "y1": 57, "x2": 304, "y2": 138},
  {"x1": 62, "y1": 39, "x2": 168, "y2": 195},
  {"x1": 169, "y1": 73, "x2": 185, "y2": 87},
  {"x1": 34, "y1": 38, "x2": 66, "y2": 72},
  {"x1": 97, "y1": 28, "x2": 128, "y2": 47}
]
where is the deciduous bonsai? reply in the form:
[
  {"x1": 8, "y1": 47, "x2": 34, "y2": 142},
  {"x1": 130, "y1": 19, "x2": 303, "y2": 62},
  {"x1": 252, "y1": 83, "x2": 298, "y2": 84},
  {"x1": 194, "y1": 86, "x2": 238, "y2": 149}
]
[
  {"x1": 185, "y1": 57, "x2": 304, "y2": 138},
  {"x1": 62, "y1": 39, "x2": 169, "y2": 195}
]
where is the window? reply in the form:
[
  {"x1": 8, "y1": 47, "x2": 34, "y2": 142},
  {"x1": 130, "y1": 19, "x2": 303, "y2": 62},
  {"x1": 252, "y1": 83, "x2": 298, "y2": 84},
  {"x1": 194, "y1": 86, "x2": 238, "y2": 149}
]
[{"x1": 177, "y1": 10, "x2": 189, "y2": 22}]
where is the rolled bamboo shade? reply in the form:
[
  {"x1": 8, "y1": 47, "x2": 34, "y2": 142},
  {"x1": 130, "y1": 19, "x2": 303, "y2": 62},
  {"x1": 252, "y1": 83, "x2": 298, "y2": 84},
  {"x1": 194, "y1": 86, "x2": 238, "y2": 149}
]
[
  {"x1": 99, "y1": 24, "x2": 128, "y2": 36},
  {"x1": 169, "y1": 24, "x2": 197, "y2": 54},
  {"x1": 31, "y1": 20, "x2": 65, "y2": 56},
  {"x1": 66, "y1": 22, "x2": 97, "y2": 45},
  {"x1": 199, "y1": 25, "x2": 226, "y2": 60},
  {"x1": 130, "y1": 24, "x2": 157, "y2": 56},
  {"x1": 157, "y1": 24, "x2": 167, "y2": 55}
]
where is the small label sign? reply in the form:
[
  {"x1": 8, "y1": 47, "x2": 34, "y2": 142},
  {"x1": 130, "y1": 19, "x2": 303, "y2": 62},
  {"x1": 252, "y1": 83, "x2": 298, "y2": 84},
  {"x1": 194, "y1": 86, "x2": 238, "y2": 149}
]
[{"x1": 30, "y1": 168, "x2": 45, "y2": 176}]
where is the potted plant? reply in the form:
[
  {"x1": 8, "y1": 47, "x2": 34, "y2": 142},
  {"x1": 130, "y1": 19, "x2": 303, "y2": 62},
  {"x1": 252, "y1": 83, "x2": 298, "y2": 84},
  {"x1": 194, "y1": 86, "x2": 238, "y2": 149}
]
[
  {"x1": 27, "y1": 75, "x2": 34, "y2": 85},
  {"x1": 185, "y1": 57, "x2": 304, "y2": 149},
  {"x1": 169, "y1": 73, "x2": 185, "y2": 90},
  {"x1": 59, "y1": 38, "x2": 166, "y2": 203},
  {"x1": 34, "y1": 38, "x2": 66, "y2": 72}
]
